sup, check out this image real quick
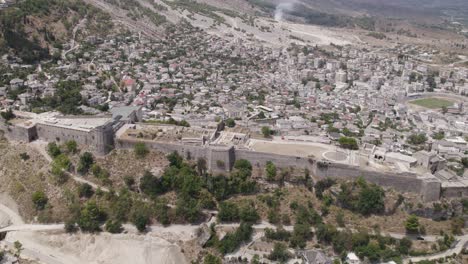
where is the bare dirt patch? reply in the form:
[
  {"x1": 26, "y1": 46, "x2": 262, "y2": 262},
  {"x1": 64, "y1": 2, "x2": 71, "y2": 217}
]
[{"x1": 88, "y1": 149, "x2": 169, "y2": 189}]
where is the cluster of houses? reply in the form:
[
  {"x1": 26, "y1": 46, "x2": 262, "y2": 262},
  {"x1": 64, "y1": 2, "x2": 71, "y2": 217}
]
[{"x1": 1, "y1": 22, "x2": 468, "y2": 191}]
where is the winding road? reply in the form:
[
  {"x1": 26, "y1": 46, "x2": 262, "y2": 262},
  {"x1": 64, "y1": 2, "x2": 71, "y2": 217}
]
[{"x1": 1, "y1": 143, "x2": 465, "y2": 263}]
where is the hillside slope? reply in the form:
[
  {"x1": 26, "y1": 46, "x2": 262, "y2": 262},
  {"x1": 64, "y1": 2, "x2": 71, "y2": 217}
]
[{"x1": 0, "y1": 0, "x2": 113, "y2": 63}]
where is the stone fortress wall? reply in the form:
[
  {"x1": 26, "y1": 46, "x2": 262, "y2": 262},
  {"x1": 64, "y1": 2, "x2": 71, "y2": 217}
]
[
  {"x1": 1, "y1": 113, "x2": 461, "y2": 202},
  {"x1": 0, "y1": 122, "x2": 36, "y2": 142},
  {"x1": 0, "y1": 116, "x2": 115, "y2": 155},
  {"x1": 115, "y1": 137, "x2": 444, "y2": 202}
]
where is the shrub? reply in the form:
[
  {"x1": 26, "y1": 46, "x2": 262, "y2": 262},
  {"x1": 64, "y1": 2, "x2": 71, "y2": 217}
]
[
  {"x1": 225, "y1": 118, "x2": 235, "y2": 128},
  {"x1": 134, "y1": 142, "x2": 149, "y2": 158},
  {"x1": 47, "y1": 142, "x2": 61, "y2": 158},
  {"x1": 315, "y1": 178, "x2": 336, "y2": 199},
  {"x1": 265, "y1": 161, "x2": 277, "y2": 181},
  {"x1": 239, "y1": 203, "x2": 260, "y2": 223},
  {"x1": 64, "y1": 220, "x2": 78, "y2": 233},
  {"x1": 407, "y1": 133, "x2": 427, "y2": 145},
  {"x1": 105, "y1": 219, "x2": 123, "y2": 234},
  {"x1": 31, "y1": 191, "x2": 48, "y2": 210},
  {"x1": 139, "y1": 170, "x2": 162, "y2": 196},
  {"x1": 77, "y1": 152, "x2": 94, "y2": 174},
  {"x1": 19, "y1": 152, "x2": 30, "y2": 161},
  {"x1": 336, "y1": 210, "x2": 345, "y2": 227},
  {"x1": 176, "y1": 196, "x2": 202, "y2": 223},
  {"x1": 451, "y1": 217, "x2": 464, "y2": 235},
  {"x1": 268, "y1": 242, "x2": 291, "y2": 262},
  {"x1": 78, "y1": 201, "x2": 106, "y2": 232},
  {"x1": 398, "y1": 237, "x2": 412, "y2": 255},
  {"x1": 261, "y1": 126, "x2": 272, "y2": 138},
  {"x1": 133, "y1": 212, "x2": 149, "y2": 232},
  {"x1": 290, "y1": 222, "x2": 311, "y2": 249},
  {"x1": 405, "y1": 215, "x2": 420, "y2": 234},
  {"x1": 217, "y1": 222, "x2": 253, "y2": 254},
  {"x1": 0, "y1": 108, "x2": 15, "y2": 121},
  {"x1": 204, "y1": 254, "x2": 222, "y2": 264},
  {"x1": 166, "y1": 151, "x2": 183, "y2": 168},
  {"x1": 265, "y1": 228, "x2": 291, "y2": 241},
  {"x1": 234, "y1": 159, "x2": 252, "y2": 171},
  {"x1": 357, "y1": 184, "x2": 385, "y2": 215},
  {"x1": 65, "y1": 140, "x2": 78, "y2": 153},
  {"x1": 51, "y1": 154, "x2": 71, "y2": 175},
  {"x1": 218, "y1": 202, "x2": 239, "y2": 222},
  {"x1": 78, "y1": 183, "x2": 94, "y2": 198},
  {"x1": 338, "y1": 136, "x2": 359, "y2": 150},
  {"x1": 124, "y1": 176, "x2": 135, "y2": 188}
]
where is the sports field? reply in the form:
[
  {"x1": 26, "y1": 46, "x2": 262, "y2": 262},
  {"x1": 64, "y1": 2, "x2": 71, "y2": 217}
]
[{"x1": 409, "y1": 97, "x2": 454, "y2": 109}]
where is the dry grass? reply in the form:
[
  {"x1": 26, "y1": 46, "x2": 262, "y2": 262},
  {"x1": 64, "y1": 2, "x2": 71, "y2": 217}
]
[
  {"x1": 228, "y1": 183, "x2": 452, "y2": 237},
  {"x1": 91, "y1": 149, "x2": 169, "y2": 189},
  {"x1": 0, "y1": 138, "x2": 77, "y2": 223}
]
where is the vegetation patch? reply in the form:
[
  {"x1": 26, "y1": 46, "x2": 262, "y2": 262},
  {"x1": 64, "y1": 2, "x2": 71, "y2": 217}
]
[{"x1": 409, "y1": 98, "x2": 454, "y2": 109}]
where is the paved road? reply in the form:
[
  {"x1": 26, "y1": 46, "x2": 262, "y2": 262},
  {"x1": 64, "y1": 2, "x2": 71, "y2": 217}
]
[
  {"x1": 0, "y1": 224, "x2": 64, "y2": 233},
  {"x1": 405, "y1": 235, "x2": 468, "y2": 263},
  {"x1": 0, "y1": 203, "x2": 24, "y2": 226}
]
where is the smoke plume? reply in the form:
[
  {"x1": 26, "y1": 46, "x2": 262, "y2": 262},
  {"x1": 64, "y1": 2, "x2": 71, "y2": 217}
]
[{"x1": 274, "y1": 1, "x2": 297, "y2": 22}]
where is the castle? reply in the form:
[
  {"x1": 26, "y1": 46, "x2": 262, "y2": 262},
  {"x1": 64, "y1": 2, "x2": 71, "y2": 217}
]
[{"x1": 1, "y1": 109, "x2": 466, "y2": 202}]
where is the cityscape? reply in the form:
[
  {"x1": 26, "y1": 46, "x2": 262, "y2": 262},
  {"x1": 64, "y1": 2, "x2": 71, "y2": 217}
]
[{"x1": 0, "y1": 0, "x2": 467, "y2": 264}]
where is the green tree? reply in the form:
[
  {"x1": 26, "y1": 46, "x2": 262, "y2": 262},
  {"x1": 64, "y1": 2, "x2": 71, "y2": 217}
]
[
  {"x1": 54, "y1": 80, "x2": 84, "y2": 114},
  {"x1": 261, "y1": 126, "x2": 272, "y2": 138},
  {"x1": 265, "y1": 161, "x2": 277, "y2": 181},
  {"x1": 225, "y1": 118, "x2": 236, "y2": 128},
  {"x1": 204, "y1": 254, "x2": 222, "y2": 264},
  {"x1": 175, "y1": 196, "x2": 201, "y2": 223},
  {"x1": 154, "y1": 200, "x2": 171, "y2": 226},
  {"x1": 234, "y1": 159, "x2": 252, "y2": 171},
  {"x1": 217, "y1": 221, "x2": 253, "y2": 254},
  {"x1": 167, "y1": 151, "x2": 183, "y2": 168},
  {"x1": 31, "y1": 191, "x2": 48, "y2": 210},
  {"x1": 357, "y1": 184, "x2": 385, "y2": 215},
  {"x1": 47, "y1": 142, "x2": 61, "y2": 158},
  {"x1": 78, "y1": 183, "x2": 94, "y2": 198},
  {"x1": 290, "y1": 223, "x2": 311, "y2": 249},
  {"x1": 0, "y1": 108, "x2": 15, "y2": 121},
  {"x1": 197, "y1": 157, "x2": 207, "y2": 176},
  {"x1": 78, "y1": 201, "x2": 106, "y2": 232},
  {"x1": 51, "y1": 154, "x2": 71, "y2": 175},
  {"x1": 338, "y1": 137, "x2": 359, "y2": 150},
  {"x1": 139, "y1": 171, "x2": 162, "y2": 196},
  {"x1": 77, "y1": 152, "x2": 94, "y2": 174},
  {"x1": 405, "y1": 215, "x2": 420, "y2": 234},
  {"x1": 397, "y1": 237, "x2": 412, "y2": 255},
  {"x1": 218, "y1": 201, "x2": 240, "y2": 222},
  {"x1": 134, "y1": 142, "x2": 149, "y2": 158},
  {"x1": 65, "y1": 140, "x2": 78, "y2": 154},
  {"x1": 239, "y1": 203, "x2": 260, "y2": 223},
  {"x1": 268, "y1": 242, "x2": 291, "y2": 263},
  {"x1": 133, "y1": 211, "x2": 150, "y2": 232},
  {"x1": 407, "y1": 133, "x2": 427, "y2": 145}
]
